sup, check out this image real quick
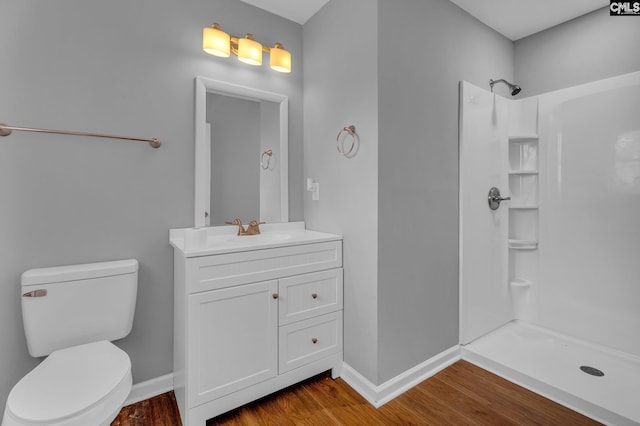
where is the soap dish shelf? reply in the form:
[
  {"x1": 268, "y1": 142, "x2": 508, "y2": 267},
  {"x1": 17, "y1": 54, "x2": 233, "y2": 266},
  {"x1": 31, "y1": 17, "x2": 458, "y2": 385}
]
[
  {"x1": 509, "y1": 278, "x2": 532, "y2": 288},
  {"x1": 509, "y1": 204, "x2": 538, "y2": 209},
  {"x1": 508, "y1": 135, "x2": 539, "y2": 142},
  {"x1": 509, "y1": 239, "x2": 538, "y2": 250},
  {"x1": 509, "y1": 170, "x2": 539, "y2": 175}
]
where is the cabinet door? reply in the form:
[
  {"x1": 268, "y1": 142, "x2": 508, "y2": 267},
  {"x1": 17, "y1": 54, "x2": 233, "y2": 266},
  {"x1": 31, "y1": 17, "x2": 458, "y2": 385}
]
[{"x1": 188, "y1": 280, "x2": 278, "y2": 407}]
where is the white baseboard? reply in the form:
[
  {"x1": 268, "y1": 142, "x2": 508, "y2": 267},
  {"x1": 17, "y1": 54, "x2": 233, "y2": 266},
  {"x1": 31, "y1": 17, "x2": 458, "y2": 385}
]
[
  {"x1": 341, "y1": 345, "x2": 461, "y2": 407},
  {"x1": 126, "y1": 346, "x2": 459, "y2": 410},
  {"x1": 124, "y1": 373, "x2": 174, "y2": 406}
]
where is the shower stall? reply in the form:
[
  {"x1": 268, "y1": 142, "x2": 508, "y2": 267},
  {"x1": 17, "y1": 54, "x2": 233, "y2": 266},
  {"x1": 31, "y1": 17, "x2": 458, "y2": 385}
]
[{"x1": 459, "y1": 71, "x2": 640, "y2": 426}]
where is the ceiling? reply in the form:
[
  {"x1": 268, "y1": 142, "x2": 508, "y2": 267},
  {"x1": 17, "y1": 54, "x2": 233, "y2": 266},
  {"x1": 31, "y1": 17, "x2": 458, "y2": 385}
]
[
  {"x1": 239, "y1": 0, "x2": 608, "y2": 40},
  {"x1": 238, "y1": 0, "x2": 330, "y2": 25},
  {"x1": 448, "y1": 0, "x2": 607, "y2": 40}
]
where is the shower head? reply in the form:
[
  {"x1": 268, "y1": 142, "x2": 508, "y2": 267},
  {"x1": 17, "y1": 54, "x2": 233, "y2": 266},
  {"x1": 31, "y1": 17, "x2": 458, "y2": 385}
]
[{"x1": 489, "y1": 78, "x2": 521, "y2": 96}]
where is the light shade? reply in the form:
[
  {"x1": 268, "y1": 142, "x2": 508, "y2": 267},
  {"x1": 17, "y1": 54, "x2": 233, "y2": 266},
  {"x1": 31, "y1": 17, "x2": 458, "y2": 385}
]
[
  {"x1": 269, "y1": 43, "x2": 291, "y2": 73},
  {"x1": 203, "y1": 23, "x2": 230, "y2": 57},
  {"x1": 238, "y1": 34, "x2": 262, "y2": 66}
]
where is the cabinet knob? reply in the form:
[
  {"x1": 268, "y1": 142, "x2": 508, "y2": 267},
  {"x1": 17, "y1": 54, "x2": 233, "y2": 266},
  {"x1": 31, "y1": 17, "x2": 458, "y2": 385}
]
[
  {"x1": 312, "y1": 338, "x2": 318, "y2": 344},
  {"x1": 311, "y1": 293, "x2": 318, "y2": 299},
  {"x1": 272, "y1": 293, "x2": 279, "y2": 299}
]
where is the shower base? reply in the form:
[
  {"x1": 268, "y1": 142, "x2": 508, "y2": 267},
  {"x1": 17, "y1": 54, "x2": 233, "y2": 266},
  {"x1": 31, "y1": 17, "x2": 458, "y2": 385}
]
[{"x1": 461, "y1": 321, "x2": 640, "y2": 426}]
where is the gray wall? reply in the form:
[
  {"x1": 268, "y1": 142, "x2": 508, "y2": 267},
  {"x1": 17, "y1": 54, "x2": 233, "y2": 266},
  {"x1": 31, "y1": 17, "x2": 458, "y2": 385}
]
[
  {"x1": 304, "y1": 0, "x2": 380, "y2": 382},
  {"x1": 207, "y1": 94, "x2": 260, "y2": 225},
  {"x1": 304, "y1": 0, "x2": 514, "y2": 385},
  {"x1": 377, "y1": 0, "x2": 514, "y2": 383},
  {"x1": 0, "y1": 0, "x2": 302, "y2": 411},
  {"x1": 515, "y1": 7, "x2": 640, "y2": 96}
]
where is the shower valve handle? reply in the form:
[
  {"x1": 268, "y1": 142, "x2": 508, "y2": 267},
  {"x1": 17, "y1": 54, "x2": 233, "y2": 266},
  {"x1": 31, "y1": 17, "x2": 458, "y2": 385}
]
[
  {"x1": 493, "y1": 195, "x2": 511, "y2": 202},
  {"x1": 488, "y1": 187, "x2": 510, "y2": 210}
]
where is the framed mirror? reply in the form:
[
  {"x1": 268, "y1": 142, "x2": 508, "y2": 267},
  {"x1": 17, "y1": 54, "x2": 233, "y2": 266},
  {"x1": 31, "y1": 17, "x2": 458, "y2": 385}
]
[{"x1": 194, "y1": 76, "x2": 289, "y2": 227}]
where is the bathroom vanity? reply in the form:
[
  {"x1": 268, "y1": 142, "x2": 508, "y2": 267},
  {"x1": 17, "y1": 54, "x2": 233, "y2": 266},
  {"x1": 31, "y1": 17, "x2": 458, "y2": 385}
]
[{"x1": 170, "y1": 222, "x2": 343, "y2": 425}]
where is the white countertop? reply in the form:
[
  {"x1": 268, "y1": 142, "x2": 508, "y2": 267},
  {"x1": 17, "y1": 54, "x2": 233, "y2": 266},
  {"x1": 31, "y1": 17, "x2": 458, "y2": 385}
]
[{"x1": 169, "y1": 222, "x2": 342, "y2": 257}]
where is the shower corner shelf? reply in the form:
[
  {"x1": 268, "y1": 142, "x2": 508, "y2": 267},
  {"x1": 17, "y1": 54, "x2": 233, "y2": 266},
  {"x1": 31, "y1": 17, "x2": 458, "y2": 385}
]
[
  {"x1": 509, "y1": 239, "x2": 538, "y2": 250},
  {"x1": 509, "y1": 278, "x2": 532, "y2": 288},
  {"x1": 509, "y1": 204, "x2": 539, "y2": 209},
  {"x1": 508, "y1": 134, "x2": 539, "y2": 142},
  {"x1": 509, "y1": 170, "x2": 539, "y2": 175}
]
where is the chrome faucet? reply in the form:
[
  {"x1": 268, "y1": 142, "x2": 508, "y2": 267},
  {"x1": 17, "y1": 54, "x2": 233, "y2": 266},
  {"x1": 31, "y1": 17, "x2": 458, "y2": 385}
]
[{"x1": 225, "y1": 219, "x2": 265, "y2": 236}]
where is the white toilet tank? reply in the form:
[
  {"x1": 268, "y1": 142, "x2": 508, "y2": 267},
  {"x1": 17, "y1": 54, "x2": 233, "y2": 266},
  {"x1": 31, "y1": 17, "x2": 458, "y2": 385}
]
[{"x1": 21, "y1": 259, "x2": 138, "y2": 357}]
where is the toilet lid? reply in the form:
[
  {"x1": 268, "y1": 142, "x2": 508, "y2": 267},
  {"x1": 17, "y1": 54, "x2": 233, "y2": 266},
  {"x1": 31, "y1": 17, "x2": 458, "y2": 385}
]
[{"x1": 7, "y1": 341, "x2": 131, "y2": 422}]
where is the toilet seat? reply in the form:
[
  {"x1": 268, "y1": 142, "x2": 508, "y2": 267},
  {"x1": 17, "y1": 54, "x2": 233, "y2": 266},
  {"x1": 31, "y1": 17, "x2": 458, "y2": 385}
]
[{"x1": 3, "y1": 341, "x2": 132, "y2": 426}]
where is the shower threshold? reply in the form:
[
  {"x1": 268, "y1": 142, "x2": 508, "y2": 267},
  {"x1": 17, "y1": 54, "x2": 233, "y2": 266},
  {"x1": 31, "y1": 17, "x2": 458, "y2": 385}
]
[{"x1": 461, "y1": 321, "x2": 640, "y2": 426}]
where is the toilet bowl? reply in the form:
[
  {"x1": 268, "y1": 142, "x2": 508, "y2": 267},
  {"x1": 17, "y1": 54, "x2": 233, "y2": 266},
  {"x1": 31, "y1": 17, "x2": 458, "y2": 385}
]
[{"x1": 2, "y1": 341, "x2": 132, "y2": 426}]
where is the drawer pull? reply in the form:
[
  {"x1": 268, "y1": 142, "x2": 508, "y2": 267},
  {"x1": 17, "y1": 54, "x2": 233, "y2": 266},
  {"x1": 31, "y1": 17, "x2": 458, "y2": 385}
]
[
  {"x1": 311, "y1": 293, "x2": 318, "y2": 299},
  {"x1": 311, "y1": 338, "x2": 318, "y2": 344},
  {"x1": 272, "y1": 293, "x2": 279, "y2": 299}
]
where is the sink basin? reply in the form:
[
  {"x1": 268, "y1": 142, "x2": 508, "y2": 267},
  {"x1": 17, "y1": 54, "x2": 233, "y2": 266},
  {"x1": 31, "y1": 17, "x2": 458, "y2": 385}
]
[{"x1": 212, "y1": 233, "x2": 293, "y2": 244}]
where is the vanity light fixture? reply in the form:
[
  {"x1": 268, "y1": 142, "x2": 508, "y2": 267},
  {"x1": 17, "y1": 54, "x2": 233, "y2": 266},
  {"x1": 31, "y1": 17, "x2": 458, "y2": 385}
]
[
  {"x1": 202, "y1": 22, "x2": 291, "y2": 73},
  {"x1": 269, "y1": 43, "x2": 291, "y2": 73},
  {"x1": 202, "y1": 23, "x2": 230, "y2": 57},
  {"x1": 237, "y1": 34, "x2": 262, "y2": 66}
]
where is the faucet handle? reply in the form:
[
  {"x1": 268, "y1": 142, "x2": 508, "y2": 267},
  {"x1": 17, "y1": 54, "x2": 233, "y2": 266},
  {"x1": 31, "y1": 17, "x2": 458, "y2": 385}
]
[
  {"x1": 245, "y1": 220, "x2": 265, "y2": 235},
  {"x1": 225, "y1": 218, "x2": 246, "y2": 235}
]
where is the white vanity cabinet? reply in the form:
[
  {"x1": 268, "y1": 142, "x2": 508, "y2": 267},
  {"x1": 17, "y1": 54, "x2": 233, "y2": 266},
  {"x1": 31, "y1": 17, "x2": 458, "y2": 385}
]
[{"x1": 171, "y1": 226, "x2": 343, "y2": 425}]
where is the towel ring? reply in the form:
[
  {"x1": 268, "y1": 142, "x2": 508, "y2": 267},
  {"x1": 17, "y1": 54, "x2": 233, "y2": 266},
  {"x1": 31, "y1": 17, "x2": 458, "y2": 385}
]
[
  {"x1": 261, "y1": 149, "x2": 273, "y2": 170},
  {"x1": 336, "y1": 125, "x2": 357, "y2": 156}
]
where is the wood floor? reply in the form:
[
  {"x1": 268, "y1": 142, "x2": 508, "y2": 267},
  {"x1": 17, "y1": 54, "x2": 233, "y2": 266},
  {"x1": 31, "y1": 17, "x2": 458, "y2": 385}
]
[
  {"x1": 113, "y1": 361, "x2": 601, "y2": 425},
  {"x1": 112, "y1": 391, "x2": 182, "y2": 426}
]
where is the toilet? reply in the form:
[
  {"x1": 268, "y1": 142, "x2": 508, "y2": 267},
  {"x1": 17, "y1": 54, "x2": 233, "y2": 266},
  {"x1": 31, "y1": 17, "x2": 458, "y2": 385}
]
[{"x1": 2, "y1": 259, "x2": 138, "y2": 426}]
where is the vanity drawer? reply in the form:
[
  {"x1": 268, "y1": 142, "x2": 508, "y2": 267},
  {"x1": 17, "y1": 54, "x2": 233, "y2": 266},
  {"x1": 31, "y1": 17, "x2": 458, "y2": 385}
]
[
  {"x1": 278, "y1": 311, "x2": 343, "y2": 374},
  {"x1": 279, "y1": 269, "x2": 343, "y2": 325},
  {"x1": 192, "y1": 241, "x2": 342, "y2": 293}
]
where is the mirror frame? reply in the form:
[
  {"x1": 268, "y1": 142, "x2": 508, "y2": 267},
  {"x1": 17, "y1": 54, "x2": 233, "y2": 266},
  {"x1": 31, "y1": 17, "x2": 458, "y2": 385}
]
[{"x1": 194, "y1": 76, "x2": 289, "y2": 227}]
